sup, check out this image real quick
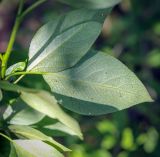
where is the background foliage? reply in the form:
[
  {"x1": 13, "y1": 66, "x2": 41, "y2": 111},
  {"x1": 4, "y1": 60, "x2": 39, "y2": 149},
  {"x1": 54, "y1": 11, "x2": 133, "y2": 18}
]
[{"x1": 0, "y1": 0, "x2": 160, "y2": 156}]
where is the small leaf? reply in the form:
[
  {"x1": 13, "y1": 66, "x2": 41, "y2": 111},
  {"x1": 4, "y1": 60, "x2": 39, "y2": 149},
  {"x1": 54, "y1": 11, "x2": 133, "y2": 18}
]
[
  {"x1": 0, "y1": 89, "x2": 2, "y2": 101},
  {"x1": 0, "y1": 81, "x2": 36, "y2": 93},
  {"x1": 6, "y1": 62, "x2": 26, "y2": 76},
  {"x1": 12, "y1": 140, "x2": 64, "y2": 157},
  {"x1": 7, "y1": 99, "x2": 45, "y2": 125},
  {"x1": 37, "y1": 119, "x2": 81, "y2": 137},
  {"x1": 44, "y1": 50, "x2": 152, "y2": 115},
  {"x1": 27, "y1": 9, "x2": 109, "y2": 73},
  {"x1": 57, "y1": 0, "x2": 121, "y2": 9},
  {"x1": 20, "y1": 90, "x2": 83, "y2": 139},
  {"x1": 9, "y1": 125, "x2": 70, "y2": 152}
]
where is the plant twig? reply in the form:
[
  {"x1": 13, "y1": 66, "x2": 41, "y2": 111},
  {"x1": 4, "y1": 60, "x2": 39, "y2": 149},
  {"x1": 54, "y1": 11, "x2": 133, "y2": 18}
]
[
  {"x1": 20, "y1": 0, "x2": 47, "y2": 19},
  {"x1": 5, "y1": 71, "x2": 50, "y2": 81},
  {"x1": 1, "y1": 0, "x2": 25, "y2": 79},
  {"x1": 0, "y1": 132, "x2": 12, "y2": 142}
]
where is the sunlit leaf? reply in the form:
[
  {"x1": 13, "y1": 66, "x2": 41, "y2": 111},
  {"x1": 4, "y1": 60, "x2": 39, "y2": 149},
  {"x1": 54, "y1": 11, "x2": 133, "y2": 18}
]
[
  {"x1": 12, "y1": 140, "x2": 64, "y2": 157},
  {"x1": 9, "y1": 125, "x2": 70, "y2": 152},
  {"x1": 20, "y1": 90, "x2": 83, "y2": 139}
]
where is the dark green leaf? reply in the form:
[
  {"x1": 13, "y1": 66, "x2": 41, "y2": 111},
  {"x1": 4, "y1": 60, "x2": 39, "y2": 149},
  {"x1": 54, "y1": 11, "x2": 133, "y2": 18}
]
[{"x1": 0, "y1": 81, "x2": 36, "y2": 93}]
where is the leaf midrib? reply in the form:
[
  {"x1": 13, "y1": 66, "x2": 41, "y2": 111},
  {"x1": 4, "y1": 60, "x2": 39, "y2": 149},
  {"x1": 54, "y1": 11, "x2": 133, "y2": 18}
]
[{"x1": 49, "y1": 73, "x2": 145, "y2": 96}]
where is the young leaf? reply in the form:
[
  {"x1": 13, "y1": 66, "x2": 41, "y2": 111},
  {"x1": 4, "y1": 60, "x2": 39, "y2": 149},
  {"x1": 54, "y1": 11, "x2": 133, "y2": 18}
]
[
  {"x1": 27, "y1": 9, "x2": 109, "y2": 73},
  {"x1": 6, "y1": 62, "x2": 26, "y2": 76},
  {"x1": 44, "y1": 50, "x2": 152, "y2": 115},
  {"x1": 11, "y1": 140, "x2": 64, "y2": 157},
  {"x1": 9, "y1": 125, "x2": 70, "y2": 152},
  {"x1": 20, "y1": 90, "x2": 83, "y2": 139},
  {"x1": 57, "y1": 0, "x2": 121, "y2": 9}
]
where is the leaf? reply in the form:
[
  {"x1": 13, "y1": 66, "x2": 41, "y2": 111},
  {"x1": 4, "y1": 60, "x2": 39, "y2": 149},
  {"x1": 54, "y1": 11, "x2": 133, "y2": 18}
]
[
  {"x1": 7, "y1": 99, "x2": 45, "y2": 125},
  {"x1": 0, "y1": 81, "x2": 82, "y2": 138},
  {"x1": 12, "y1": 140, "x2": 64, "y2": 157},
  {"x1": 36, "y1": 117, "x2": 81, "y2": 137},
  {"x1": 0, "y1": 89, "x2": 2, "y2": 101},
  {"x1": 20, "y1": 90, "x2": 83, "y2": 139},
  {"x1": 57, "y1": 0, "x2": 121, "y2": 9},
  {"x1": 6, "y1": 62, "x2": 26, "y2": 76},
  {"x1": 44, "y1": 50, "x2": 152, "y2": 115},
  {"x1": 9, "y1": 144, "x2": 17, "y2": 157},
  {"x1": 9, "y1": 125, "x2": 70, "y2": 152},
  {"x1": 27, "y1": 9, "x2": 109, "y2": 73},
  {"x1": 0, "y1": 81, "x2": 36, "y2": 93}
]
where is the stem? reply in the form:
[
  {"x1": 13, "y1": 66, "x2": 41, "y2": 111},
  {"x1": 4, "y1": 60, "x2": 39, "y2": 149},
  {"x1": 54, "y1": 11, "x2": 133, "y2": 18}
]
[
  {"x1": 5, "y1": 71, "x2": 49, "y2": 81},
  {"x1": 1, "y1": 0, "x2": 25, "y2": 79},
  {"x1": 20, "y1": 0, "x2": 47, "y2": 19},
  {"x1": 14, "y1": 75, "x2": 24, "y2": 84},
  {"x1": 0, "y1": 132, "x2": 12, "y2": 142}
]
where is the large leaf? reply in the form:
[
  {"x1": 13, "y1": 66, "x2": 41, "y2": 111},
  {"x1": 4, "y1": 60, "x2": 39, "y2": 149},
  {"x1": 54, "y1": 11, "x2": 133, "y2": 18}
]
[
  {"x1": 44, "y1": 50, "x2": 152, "y2": 115},
  {"x1": 11, "y1": 140, "x2": 64, "y2": 157},
  {"x1": 27, "y1": 9, "x2": 109, "y2": 72},
  {"x1": 58, "y1": 0, "x2": 121, "y2": 9},
  {"x1": 20, "y1": 90, "x2": 83, "y2": 139},
  {"x1": 9, "y1": 125, "x2": 70, "y2": 152}
]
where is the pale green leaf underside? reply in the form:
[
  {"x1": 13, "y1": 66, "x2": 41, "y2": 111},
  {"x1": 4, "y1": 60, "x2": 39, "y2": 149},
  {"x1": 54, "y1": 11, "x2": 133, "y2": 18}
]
[
  {"x1": 27, "y1": 9, "x2": 109, "y2": 73},
  {"x1": 58, "y1": 0, "x2": 121, "y2": 9},
  {"x1": 44, "y1": 50, "x2": 152, "y2": 115},
  {"x1": 8, "y1": 100, "x2": 45, "y2": 125},
  {"x1": 20, "y1": 91, "x2": 83, "y2": 139},
  {"x1": 9, "y1": 125, "x2": 70, "y2": 152},
  {"x1": 0, "y1": 82, "x2": 82, "y2": 138},
  {"x1": 9, "y1": 107, "x2": 45, "y2": 126},
  {"x1": 12, "y1": 140, "x2": 64, "y2": 157},
  {"x1": 38, "y1": 121, "x2": 80, "y2": 137}
]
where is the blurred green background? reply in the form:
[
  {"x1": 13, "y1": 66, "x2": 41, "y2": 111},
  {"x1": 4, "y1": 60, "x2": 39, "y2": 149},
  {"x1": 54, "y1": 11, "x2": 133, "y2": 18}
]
[{"x1": 0, "y1": 0, "x2": 160, "y2": 157}]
